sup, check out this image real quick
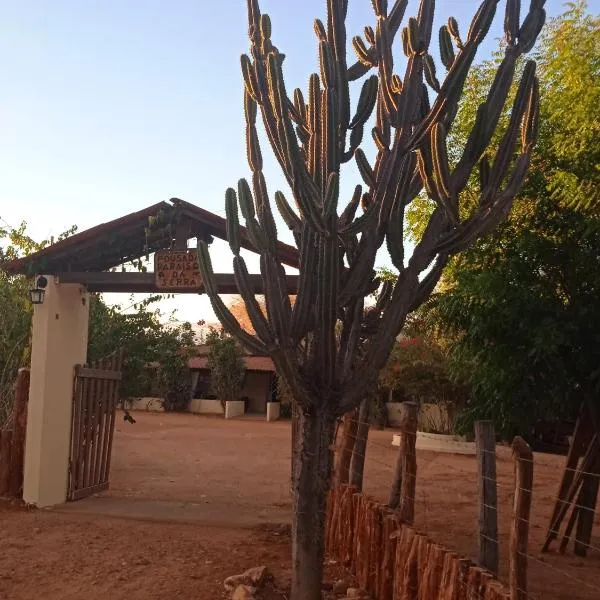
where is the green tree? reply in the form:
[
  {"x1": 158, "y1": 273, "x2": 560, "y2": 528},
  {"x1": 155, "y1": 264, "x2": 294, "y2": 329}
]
[
  {"x1": 205, "y1": 328, "x2": 245, "y2": 408},
  {"x1": 88, "y1": 294, "x2": 196, "y2": 410},
  {"x1": 0, "y1": 221, "x2": 77, "y2": 427},
  {"x1": 0, "y1": 220, "x2": 196, "y2": 421},
  {"x1": 411, "y1": 2, "x2": 600, "y2": 437}
]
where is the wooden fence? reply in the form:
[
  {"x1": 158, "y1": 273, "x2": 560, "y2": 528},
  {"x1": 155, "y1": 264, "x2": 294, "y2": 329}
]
[
  {"x1": 69, "y1": 352, "x2": 122, "y2": 501},
  {"x1": 326, "y1": 484, "x2": 511, "y2": 600},
  {"x1": 0, "y1": 368, "x2": 30, "y2": 498}
]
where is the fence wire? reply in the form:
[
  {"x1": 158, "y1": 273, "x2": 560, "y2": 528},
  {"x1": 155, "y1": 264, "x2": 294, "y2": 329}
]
[{"x1": 328, "y1": 417, "x2": 600, "y2": 600}]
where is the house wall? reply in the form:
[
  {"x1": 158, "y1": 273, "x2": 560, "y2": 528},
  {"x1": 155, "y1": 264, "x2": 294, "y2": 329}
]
[
  {"x1": 190, "y1": 368, "x2": 272, "y2": 414},
  {"x1": 243, "y1": 371, "x2": 271, "y2": 413}
]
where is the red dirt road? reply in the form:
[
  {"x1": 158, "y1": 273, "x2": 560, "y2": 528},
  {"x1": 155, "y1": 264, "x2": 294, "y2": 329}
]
[{"x1": 1, "y1": 412, "x2": 599, "y2": 599}]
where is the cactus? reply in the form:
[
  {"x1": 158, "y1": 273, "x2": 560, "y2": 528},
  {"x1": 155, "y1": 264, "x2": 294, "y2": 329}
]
[{"x1": 197, "y1": 1, "x2": 545, "y2": 598}]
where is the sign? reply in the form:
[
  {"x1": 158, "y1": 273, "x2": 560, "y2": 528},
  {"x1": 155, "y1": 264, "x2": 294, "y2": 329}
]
[{"x1": 154, "y1": 250, "x2": 202, "y2": 290}]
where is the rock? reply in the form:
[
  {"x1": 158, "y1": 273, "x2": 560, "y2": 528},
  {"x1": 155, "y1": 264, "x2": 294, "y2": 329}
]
[
  {"x1": 333, "y1": 579, "x2": 349, "y2": 595},
  {"x1": 224, "y1": 566, "x2": 270, "y2": 591},
  {"x1": 231, "y1": 584, "x2": 256, "y2": 600}
]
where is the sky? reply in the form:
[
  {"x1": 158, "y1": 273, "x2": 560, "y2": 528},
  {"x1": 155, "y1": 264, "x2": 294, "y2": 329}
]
[{"x1": 0, "y1": 0, "x2": 584, "y2": 324}]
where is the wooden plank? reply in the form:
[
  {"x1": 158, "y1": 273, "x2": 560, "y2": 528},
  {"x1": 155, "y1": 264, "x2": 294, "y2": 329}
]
[
  {"x1": 75, "y1": 366, "x2": 121, "y2": 381},
  {"x1": 574, "y1": 455, "x2": 600, "y2": 557},
  {"x1": 102, "y1": 351, "x2": 122, "y2": 484},
  {"x1": 8, "y1": 368, "x2": 30, "y2": 498},
  {"x1": 56, "y1": 271, "x2": 299, "y2": 294},
  {"x1": 88, "y1": 358, "x2": 105, "y2": 487},
  {"x1": 368, "y1": 503, "x2": 383, "y2": 596},
  {"x1": 0, "y1": 430, "x2": 12, "y2": 496},
  {"x1": 558, "y1": 435, "x2": 599, "y2": 554},
  {"x1": 509, "y1": 437, "x2": 533, "y2": 600},
  {"x1": 76, "y1": 374, "x2": 90, "y2": 491},
  {"x1": 69, "y1": 373, "x2": 83, "y2": 499},
  {"x1": 378, "y1": 513, "x2": 399, "y2": 600},
  {"x1": 475, "y1": 420, "x2": 499, "y2": 575},
  {"x1": 543, "y1": 406, "x2": 591, "y2": 552},
  {"x1": 70, "y1": 480, "x2": 109, "y2": 501},
  {"x1": 93, "y1": 357, "x2": 111, "y2": 486},
  {"x1": 99, "y1": 355, "x2": 119, "y2": 488},
  {"x1": 81, "y1": 370, "x2": 97, "y2": 490},
  {"x1": 549, "y1": 433, "x2": 598, "y2": 553}
]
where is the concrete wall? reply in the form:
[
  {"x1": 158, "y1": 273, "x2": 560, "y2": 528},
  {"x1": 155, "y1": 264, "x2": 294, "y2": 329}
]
[
  {"x1": 243, "y1": 371, "x2": 270, "y2": 413},
  {"x1": 127, "y1": 398, "x2": 249, "y2": 418},
  {"x1": 188, "y1": 399, "x2": 223, "y2": 414},
  {"x1": 23, "y1": 280, "x2": 90, "y2": 507}
]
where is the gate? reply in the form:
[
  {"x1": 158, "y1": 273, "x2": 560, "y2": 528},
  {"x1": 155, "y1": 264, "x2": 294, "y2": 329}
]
[{"x1": 68, "y1": 351, "x2": 123, "y2": 501}]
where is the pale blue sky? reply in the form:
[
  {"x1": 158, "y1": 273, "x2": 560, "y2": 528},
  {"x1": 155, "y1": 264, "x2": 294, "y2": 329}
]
[{"x1": 0, "y1": 0, "x2": 582, "y2": 322}]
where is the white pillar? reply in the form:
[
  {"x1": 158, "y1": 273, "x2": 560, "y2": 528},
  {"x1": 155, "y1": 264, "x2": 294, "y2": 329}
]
[{"x1": 23, "y1": 279, "x2": 89, "y2": 507}]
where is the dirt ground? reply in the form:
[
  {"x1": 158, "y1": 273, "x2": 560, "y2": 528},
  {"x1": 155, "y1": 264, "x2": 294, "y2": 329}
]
[{"x1": 1, "y1": 412, "x2": 599, "y2": 599}]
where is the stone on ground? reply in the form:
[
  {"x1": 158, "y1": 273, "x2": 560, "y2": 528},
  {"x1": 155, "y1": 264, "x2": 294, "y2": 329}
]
[
  {"x1": 224, "y1": 566, "x2": 270, "y2": 591},
  {"x1": 231, "y1": 584, "x2": 256, "y2": 600}
]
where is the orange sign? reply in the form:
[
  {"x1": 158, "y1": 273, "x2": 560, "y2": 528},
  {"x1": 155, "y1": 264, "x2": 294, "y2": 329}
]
[{"x1": 154, "y1": 250, "x2": 202, "y2": 289}]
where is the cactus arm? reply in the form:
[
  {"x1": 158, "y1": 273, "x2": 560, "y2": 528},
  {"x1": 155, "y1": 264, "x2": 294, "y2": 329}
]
[
  {"x1": 232, "y1": 255, "x2": 275, "y2": 343},
  {"x1": 290, "y1": 227, "x2": 318, "y2": 343},
  {"x1": 274, "y1": 190, "x2": 303, "y2": 232},
  {"x1": 315, "y1": 233, "x2": 339, "y2": 389},
  {"x1": 213, "y1": 0, "x2": 547, "y2": 421},
  {"x1": 196, "y1": 241, "x2": 267, "y2": 355}
]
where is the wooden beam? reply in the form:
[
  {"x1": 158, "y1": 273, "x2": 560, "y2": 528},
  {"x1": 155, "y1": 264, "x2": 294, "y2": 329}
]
[{"x1": 56, "y1": 271, "x2": 299, "y2": 294}]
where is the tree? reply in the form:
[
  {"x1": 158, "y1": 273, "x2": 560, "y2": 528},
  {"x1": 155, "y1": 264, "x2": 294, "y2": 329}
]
[
  {"x1": 0, "y1": 221, "x2": 197, "y2": 420},
  {"x1": 205, "y1": 328, "x2": 245, "y2": 408},
  {"x1": 0, "y1": 221, "x2": 77, "y2": 428},
  {"x1": 88, "y1": 294, "x2": 196, "y2": 409},
  {"x1": 411, "y1": 2, "x2": 600, "y2": 438},
  {"x1": 196, "y1": 2, "x2": 545, "y2": 597},
  {"x1": 380, "y1": 336, "x2": 465, "y2": 420}
]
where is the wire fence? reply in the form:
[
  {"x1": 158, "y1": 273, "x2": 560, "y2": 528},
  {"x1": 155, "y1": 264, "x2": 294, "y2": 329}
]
[{"x1": 328, "y1": 412, "x2": 600, "y2": 600}]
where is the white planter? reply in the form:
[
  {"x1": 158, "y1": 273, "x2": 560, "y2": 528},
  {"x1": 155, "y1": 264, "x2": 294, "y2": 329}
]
[
  {"x1": 266, "y1": 402, "x2": 280, "y2": 422},
  {"x1": 392, "y1": 431, "x2": 475, "y2": 456},
  {"x1": 188, "y1": 399, "x2": 224, "y2": 415},
  {"x1": 225, "y1": 400, "x2": 246, "y2": 420}
]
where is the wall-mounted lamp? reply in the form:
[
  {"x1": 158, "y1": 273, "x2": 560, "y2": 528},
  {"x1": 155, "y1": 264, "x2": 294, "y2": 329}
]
[{"x1": 29, "y1": 276, "x2": 48, "y2": 305}]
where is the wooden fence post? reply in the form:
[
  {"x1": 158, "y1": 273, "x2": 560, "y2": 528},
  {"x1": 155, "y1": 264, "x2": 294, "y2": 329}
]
[
  {"x1": 0, "y1": 429, "x2": 12, "y2": 495},
  {"x1": 510, "y1": 436, "x2": 533, "y2": 600},
  {"x1": 475, "y1": 420, "x2": 499, "y2": 575},
  {"x1": 291, "y1": 398, "x2": 298, "y2": 493},
  {"x1": 8, "y1": 368, "x2": 30, "y2": 497},
  {"x1": 399, "y1": 401, "x2": 418, "y2": 524}
]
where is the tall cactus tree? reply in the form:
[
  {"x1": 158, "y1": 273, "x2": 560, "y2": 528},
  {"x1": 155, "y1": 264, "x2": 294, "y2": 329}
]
[{"x1": 197, "y1": 1, "x2": 545, "y2": 597}]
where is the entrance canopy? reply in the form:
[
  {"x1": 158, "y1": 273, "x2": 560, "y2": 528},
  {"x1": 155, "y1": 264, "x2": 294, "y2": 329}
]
[{"x1": 2, "y1": 198, "x2": 299, "y2": 294}]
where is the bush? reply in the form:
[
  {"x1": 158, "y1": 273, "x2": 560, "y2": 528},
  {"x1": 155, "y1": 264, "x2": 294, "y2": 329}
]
[{"x1": 205, "y1": 328, "x2": 245, "y2": 409}]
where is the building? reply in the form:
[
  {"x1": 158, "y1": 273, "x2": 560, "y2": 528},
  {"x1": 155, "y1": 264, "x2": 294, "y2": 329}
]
[{"x1": 188, "y1": 345, "x2": 277, "y2": 414}]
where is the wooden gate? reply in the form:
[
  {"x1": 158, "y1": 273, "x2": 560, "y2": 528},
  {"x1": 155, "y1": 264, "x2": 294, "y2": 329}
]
[{"x1": 68, "y1": 351, "x2": 123, "y2": 501}]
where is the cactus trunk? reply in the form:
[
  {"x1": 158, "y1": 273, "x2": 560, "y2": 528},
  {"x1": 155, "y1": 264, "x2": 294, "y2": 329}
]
[{"x1": 291, "y1": 409, "x2": 336, "y2": 600}]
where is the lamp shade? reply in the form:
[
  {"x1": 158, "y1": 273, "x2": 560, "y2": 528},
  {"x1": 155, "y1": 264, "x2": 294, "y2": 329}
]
[{"x1": 29, "y1": 287, "x2": 45, "y2": 305}]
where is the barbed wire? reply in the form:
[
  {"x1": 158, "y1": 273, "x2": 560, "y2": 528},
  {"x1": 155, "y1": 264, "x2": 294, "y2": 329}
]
[{"x1": 329, "y1": 419, "x2": 600, "y2": 599}]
